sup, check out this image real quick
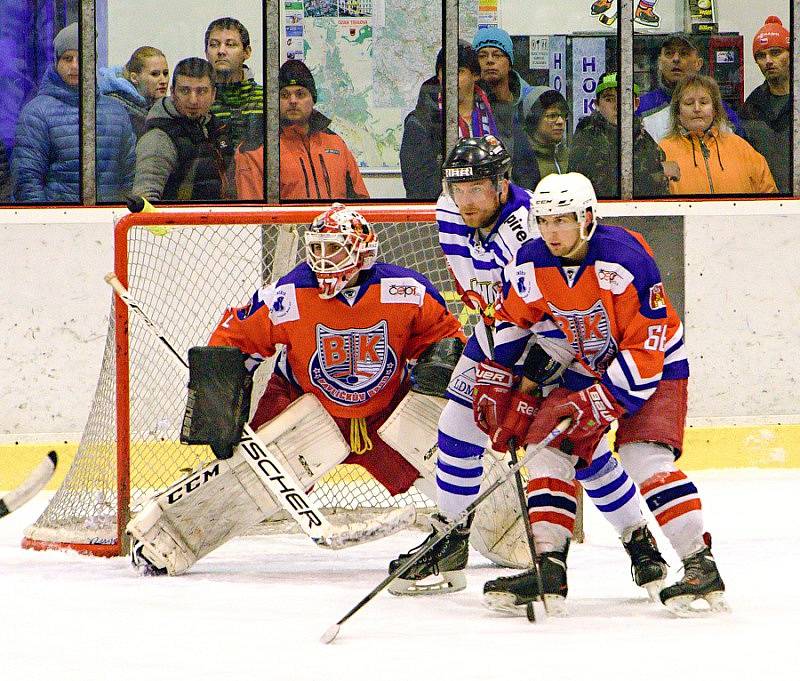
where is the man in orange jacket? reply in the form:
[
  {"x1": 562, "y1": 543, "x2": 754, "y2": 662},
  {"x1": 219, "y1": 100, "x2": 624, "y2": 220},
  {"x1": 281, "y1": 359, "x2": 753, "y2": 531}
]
[{"x1": 235, "y1": 60, "x2": 369, "y2": 200}]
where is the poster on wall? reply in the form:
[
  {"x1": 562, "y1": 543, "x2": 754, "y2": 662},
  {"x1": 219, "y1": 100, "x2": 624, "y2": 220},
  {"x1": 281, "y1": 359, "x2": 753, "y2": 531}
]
[{"x1": 571, "y1": 37, "x2": 605, "y2": 131}]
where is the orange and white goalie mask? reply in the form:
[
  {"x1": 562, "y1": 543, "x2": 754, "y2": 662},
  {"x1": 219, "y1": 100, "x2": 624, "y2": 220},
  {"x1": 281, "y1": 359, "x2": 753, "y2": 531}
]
[{"x1": 305, "y1": 203, "x2": 379, "y2": 299}]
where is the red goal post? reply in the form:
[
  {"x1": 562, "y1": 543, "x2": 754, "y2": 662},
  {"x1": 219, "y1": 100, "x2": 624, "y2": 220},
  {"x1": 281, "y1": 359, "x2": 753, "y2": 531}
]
[{"x1": 22, "y1": 205, "x2": 480, "y2": 556}]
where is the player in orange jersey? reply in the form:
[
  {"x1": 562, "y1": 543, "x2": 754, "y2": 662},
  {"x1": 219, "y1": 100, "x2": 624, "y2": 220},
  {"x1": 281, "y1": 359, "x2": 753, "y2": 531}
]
[{"x1": 483, "y1": 173, "x2": 728, "y2": 617}]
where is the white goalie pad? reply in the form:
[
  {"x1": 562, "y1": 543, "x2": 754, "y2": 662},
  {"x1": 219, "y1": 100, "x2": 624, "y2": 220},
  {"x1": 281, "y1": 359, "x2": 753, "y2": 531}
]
[
  {"x1": 378, "y1": 391, "x2": 533, "y2": 569},
  {"x1": 127, "y1": 394, "x2": 349, "y2": 575}
]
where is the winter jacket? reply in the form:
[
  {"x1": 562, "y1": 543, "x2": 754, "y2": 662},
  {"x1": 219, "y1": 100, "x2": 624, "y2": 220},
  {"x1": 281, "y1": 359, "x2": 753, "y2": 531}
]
[
  {"x1": 479, "y1": 69, "x2": 534, "y2": 157},
  {"x1": 658, "y1": 126, "x2": 777, "y2": 195},
  {"x1": 512, "y1": 87, "x2": 568, "y2": 187},
  {"x1": 133, "y1": 97, "x2": 232, "y2": 201},
  {"x1": 98, "y1": 65, "x2": 152, "y2": 138},
  {"x1": 399, "y1": 77, "x2": 442, "y2": 200},
  {"x1": 12, "y1": 65, "x2": 136, "y2": 203},
  {"x1": 211, "y1": 68, "x2": 264, "y2": 150},
  {"x1": 742, "y1": 82, "x2": 791, "y2": 193},
  {"x1": 279, "y1": 109, "x2": 369, "y2": 200},
  {"x1": 637, "y1": 84, "x2": 745, "y2": 142},
  {"x1": 568, "y1": 111, "x2": 668, "y2": 198}
]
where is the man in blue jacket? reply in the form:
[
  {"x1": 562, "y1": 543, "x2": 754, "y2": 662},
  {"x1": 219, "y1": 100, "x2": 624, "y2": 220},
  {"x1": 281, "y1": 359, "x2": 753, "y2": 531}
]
[{"x1": 12, "y1": 23, "x2": 136, "y2": 203}]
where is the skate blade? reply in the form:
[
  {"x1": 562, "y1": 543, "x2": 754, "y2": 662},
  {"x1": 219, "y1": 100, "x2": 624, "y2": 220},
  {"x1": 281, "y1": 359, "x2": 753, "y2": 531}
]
[
  {"x1": 388, "y1": 571, "x2": 466, "y2": 596},
  {"x1": 483, "y1": 592, "x2": 566, "y2": 617},
  {"x1": 663, "y1": 591, "x2": 730, "y2": 617},
  {"x1": 643, "y1": 579, "x2": 666, "y2": 602}
]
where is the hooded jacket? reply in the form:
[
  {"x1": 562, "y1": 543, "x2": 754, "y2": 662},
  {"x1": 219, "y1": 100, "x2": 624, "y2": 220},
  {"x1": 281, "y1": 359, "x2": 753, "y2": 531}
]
[
  {"x1": 742, "y1": 82, "x2": 791, "y2": 193},
  {"x1": 479, "y1": 68, "x2": 534, "y2": 156},
  {"x1": 279, "y1": 109, "x2": 369, "y2": 200},
  {"x1": 511, "y1": 86, "x2": 566, "y2": 188},
  {"x1": 12, "y1": 65, "x2": 136, "y2": 203},
  {"x1": 568, "y1": 110, "x2": 668, "y2": 198},
  {"x1": 399, "y1": 76, "x2": 442, "y2": 200},
  {"x1": 658, "y1": 126, "x2": 777, "y2": 195},
  {"x1": 133, "y1": 96, "x2": 232, "y2": 201},
  {"x1": 98, "y1": 65, "x2": 152, "y2": 138}
]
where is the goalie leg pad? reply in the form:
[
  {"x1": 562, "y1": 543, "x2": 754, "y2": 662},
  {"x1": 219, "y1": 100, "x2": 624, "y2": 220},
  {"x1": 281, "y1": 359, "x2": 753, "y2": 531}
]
[
  {"x1": 378, "y1": 391, "x2": 534, "y2": 569},
  {"x1": 128, "y1": 394, "x2": 350, "y2": 574}
]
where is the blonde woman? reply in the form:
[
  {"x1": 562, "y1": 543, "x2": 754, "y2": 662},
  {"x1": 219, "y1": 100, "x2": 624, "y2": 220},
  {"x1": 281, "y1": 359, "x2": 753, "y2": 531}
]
[
  {"x1": 99, "y1": 47, "x2": 169, "y2": 137},
  {"x1": 659, "y1": 74, "x2": 776, "y2": 195}
]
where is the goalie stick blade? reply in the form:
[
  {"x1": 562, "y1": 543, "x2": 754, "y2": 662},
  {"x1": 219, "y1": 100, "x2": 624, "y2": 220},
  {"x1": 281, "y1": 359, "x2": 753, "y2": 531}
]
[
  {"x1": 320, "y1": 624, "x2": 341, "y2": 645},
  {"x1": 316, "y1": 506, "x2": 417, "y2": 550},
  {"x1": 0, "y1": 451, "x2": 58, "y2": 519}
]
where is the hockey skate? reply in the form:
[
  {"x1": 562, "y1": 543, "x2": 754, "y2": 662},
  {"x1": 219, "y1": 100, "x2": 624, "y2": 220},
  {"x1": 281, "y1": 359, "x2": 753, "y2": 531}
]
[
  {"x1": 387, "y1": 513, "x2": 471, "y2": 595},
  {"x1": 483, "y1": 544, "x2": 569, "y2": 616},
  {"x1": 622, "y1": 524, "x2": 668, "y2": 601},
  {"x1": 635, "y1": 4, "x2": 660, "y2": 27},
  {"x1": 590, "y1": 0, "x2": 612, "y2": 14},
  {"x1": 131, "y1": 540, "x2": 167, "y2": 576},
  {"x1": 660, "y1": 534, "x2": 729, "y2": 617}
]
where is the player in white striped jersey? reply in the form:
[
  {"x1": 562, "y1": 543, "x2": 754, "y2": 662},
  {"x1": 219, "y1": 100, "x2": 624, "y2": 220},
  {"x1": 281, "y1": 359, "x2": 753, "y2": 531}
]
[{"x1": 389, "y1": 135, "x2": 667, "y2": 599}]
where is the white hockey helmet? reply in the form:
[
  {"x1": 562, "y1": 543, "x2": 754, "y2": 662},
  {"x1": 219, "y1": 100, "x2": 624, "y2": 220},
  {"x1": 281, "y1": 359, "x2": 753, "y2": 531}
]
[
  {"x1": 530, "y1": 172, "x2": 599, "y2": 242},
  {"x1": 305, "y1": 203, "x2": 378, "y2": 299}
]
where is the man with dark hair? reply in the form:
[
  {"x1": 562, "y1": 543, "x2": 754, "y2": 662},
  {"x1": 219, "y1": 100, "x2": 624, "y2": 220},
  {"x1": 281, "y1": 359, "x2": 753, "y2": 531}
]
[
  {"x1": 204, "y1": 17, "x2": 263, "y2": 153},
  {"x1": 743, "y1": 16, "x2": 791, "y2": 193},
  {"x1": 637, "y1": 33, "x2": 744, "y2": 143},
  {"x1": 133, "y1": 57, "x2": 232, "y2": 201},
  {"x1": 399, "y1": 41, "x2": 498, "y2": 200}
]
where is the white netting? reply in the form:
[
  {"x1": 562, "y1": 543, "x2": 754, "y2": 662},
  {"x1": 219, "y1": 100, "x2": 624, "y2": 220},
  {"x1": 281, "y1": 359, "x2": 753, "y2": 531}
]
[{"x1": 24, "y1": 213, "x2": 478, "y2": 552}]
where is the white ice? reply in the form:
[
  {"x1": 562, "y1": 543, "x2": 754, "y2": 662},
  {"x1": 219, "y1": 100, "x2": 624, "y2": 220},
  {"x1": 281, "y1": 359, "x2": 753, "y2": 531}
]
[{"x1": 2, "y1": 469, "x2": 798, "y2": 681}]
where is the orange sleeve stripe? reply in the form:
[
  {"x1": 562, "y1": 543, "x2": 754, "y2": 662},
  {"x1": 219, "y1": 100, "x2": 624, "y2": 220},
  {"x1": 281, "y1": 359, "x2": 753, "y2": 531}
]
[{"x1": 654, "y1": 499, "x2": 702, "y2": 526}]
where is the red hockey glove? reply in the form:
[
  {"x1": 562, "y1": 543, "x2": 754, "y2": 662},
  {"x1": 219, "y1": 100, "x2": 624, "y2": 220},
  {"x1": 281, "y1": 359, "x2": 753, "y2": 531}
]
[
  {"x1": 473, "y1": 360, "x2": 514, "y2": 436},
  {"x1": 489, "y1": 392, "x2": 543, "y2": 452},
  {"x1": 524, "y1": 384, "x2": 624, "y2": 461}
]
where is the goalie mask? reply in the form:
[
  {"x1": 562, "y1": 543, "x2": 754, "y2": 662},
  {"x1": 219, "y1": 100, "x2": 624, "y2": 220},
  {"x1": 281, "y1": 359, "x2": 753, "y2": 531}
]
[{"x1": 305, "y1": 203, "x2": 378, "y2": 299}]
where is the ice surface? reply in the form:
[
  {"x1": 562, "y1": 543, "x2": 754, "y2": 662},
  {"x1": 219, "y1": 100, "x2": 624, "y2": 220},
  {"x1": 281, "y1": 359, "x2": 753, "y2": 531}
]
[{"x1": 2, "y1": 470, "x2": 798, "y2": 681}]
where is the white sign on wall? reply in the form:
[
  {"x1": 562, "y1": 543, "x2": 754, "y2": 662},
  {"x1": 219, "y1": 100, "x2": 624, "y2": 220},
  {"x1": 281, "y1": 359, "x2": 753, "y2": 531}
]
[
  {"x1": 571, "y1": 37, "x2": 605, "y2": 131},
  {"x1": 548, "y1": 35, "x2": 566, "y2": 95}
]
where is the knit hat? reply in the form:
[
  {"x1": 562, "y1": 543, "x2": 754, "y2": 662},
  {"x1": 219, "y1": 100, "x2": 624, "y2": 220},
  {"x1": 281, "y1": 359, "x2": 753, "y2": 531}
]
[
  {"x1": 279, "y1": 59, "x2": 317, "y2": 102},
  {"x1": 54, "y1": 22, "x2": 79, "y2": 60},
  {"x1": 596, "y1": 72, "x2": 641, "y2": 97},
  {"x1": 435, "y1": 41, "x2": 481, "y2": 77},
  {"x1": 472, "y1": 27, "x2": 513, "y2": 64},
  {"x1": 752, "y1": 16, "x2": 790, "y2": 57}
]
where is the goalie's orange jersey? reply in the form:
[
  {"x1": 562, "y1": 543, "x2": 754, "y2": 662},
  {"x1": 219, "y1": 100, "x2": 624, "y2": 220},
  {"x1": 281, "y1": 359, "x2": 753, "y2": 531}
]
[{"x1": 210, "y1": 262, "x2": 464, "y2": 419}]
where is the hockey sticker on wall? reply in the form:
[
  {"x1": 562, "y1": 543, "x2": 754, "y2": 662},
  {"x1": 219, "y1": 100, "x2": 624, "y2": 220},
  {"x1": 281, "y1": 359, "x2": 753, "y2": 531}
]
[{"x1": 589, "y1": 0, "x2": 661, "y2": 28}]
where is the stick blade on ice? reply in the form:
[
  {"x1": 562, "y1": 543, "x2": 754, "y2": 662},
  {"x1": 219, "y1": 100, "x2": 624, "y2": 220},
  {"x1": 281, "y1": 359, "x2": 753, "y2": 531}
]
[{"x1": 320, "y1": 624, "x2": 340, "y2": 644}]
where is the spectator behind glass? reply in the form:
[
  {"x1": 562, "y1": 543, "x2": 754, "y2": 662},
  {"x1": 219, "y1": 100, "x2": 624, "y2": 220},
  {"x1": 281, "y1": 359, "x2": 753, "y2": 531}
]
[
  {"x1": 399, "y1": 41, "x2": 497, "y2": 200},
  {"x1": 99, "y1": 46, "x2": 169, "y2": 138},
  {"x1": 205, "y1": 17, "x2": 263, "y2": 151},
  {"x1": 637, "y1": 33, "x2": 745, "y2": 143},
  {"x1": 512, "y1": 88, "x2": 567, "y2": 189},
  {"x1": 472, "y1": 26, "x2": 534, "y2": 157},
  {"x1": 12, "y1": 23, "x2": 136, "y2": 203},
  {"x1": 659, "y1": 74, "x2": 776, "y2": 195},
  {"x1": 742, "y1": 16, "x2": 791, "y2": 193},
  {"x1": 133, "y1": 57, "x2": 232, "y2": 201},
  {"x1": 568, "y1": 72, "x2": 671, "y2": 198},
  {"x1": 236, "y1": 60, "x2": 368, "y2": 201}
]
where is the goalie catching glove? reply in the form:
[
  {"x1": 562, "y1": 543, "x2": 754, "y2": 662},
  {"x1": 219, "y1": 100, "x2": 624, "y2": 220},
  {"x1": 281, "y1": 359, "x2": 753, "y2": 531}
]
[
  {"x1": 410, "y1": 337, "x2": 464, "y2": 397},
  {"x1": 181, "y1": 346, "x2": 252, "y2": 460}
]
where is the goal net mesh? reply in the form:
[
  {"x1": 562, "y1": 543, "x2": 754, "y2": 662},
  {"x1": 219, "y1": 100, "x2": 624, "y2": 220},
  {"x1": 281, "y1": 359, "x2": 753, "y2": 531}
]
[{"x1": 23, "y1": 209, "x2": 479, "y2": 554}]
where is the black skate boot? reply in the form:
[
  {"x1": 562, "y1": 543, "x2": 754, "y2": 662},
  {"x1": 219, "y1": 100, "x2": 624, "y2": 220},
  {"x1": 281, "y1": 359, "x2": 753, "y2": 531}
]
[
  {"x1": 387, "y1": 513, "x2": 471, "y2": 595},
  {"x1": 659, "y1": 533, "x2": 729, "y2": 616},
  {"x1": 622, "y1": 524, "x2": 668, "y2": 600},
  {"x1": 131, "y1": 540, "x2": 167, "y2": 576},
  {"x1": 483, "y1": 543, "x2": 569, "y2": 616}
]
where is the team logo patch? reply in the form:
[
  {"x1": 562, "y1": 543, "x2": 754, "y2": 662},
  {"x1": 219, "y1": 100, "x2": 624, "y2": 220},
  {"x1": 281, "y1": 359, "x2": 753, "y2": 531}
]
[
  {"x1": 548, "y1": 300, "x2": 618, "y2": 374},
  {"x1": 309, "y1": 321, "x2": 397, "y2": 406},
  {"x1": 267, "y1": 284, "x2": 299, "y2": 324},
  {"x1": 649, "y1": 282, "x2": 666, "y2": 310},
  {"x1": 446, "y1": 364, "x2": 477, "y2": 404}
]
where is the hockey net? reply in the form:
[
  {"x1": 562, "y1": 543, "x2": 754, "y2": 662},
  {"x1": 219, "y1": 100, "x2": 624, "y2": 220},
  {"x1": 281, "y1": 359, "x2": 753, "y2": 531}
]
[{"x1": 23, "y1": 206, "x2": 480, "y2": 556}]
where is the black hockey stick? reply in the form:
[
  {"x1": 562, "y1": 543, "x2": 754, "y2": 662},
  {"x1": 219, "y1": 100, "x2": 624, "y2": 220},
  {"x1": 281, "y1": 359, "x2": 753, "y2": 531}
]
[
  {"x1": 0, "y1": 451, "x2": 58, "y2": 518},
  {"x1": 320, "y1": 417, "x2": 570, "y2": 644},
  {"x1": 506, "y1": 436, "x2": 546, "y2": 622}
]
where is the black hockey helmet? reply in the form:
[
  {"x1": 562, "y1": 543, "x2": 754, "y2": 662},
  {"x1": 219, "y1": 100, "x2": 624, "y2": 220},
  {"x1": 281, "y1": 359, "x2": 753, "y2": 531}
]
[{"x1": 441, "y1": 135, "x2": 512, "y2": 188}]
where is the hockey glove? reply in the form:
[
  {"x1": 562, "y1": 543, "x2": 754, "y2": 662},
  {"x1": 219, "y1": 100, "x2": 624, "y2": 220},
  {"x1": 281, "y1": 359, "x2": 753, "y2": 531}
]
[
  {"x1": 525, "y1": 384, "x2": 623, "y2": 461},
  {"x1": 489, "y1": 392, "x2": 543, "y2": 452},
  {"x1": 473, "y1": 360, "x2": 515, "y2": 436}
]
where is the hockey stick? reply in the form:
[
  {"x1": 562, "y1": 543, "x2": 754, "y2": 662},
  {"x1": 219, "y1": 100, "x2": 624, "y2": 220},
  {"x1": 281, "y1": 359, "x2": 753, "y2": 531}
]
[
  {"x1": 0, "y1": 451, "x2": 58, "y2": 518},
  {"x1": 507, "y1": 436, "x2": 547, "y2": 622},
  {"x1": 320, "y1": 417, "x2": 570, "y2": 644},
  {"x1": 105, "y1": 272, "x2": 415, "y2": 550}
]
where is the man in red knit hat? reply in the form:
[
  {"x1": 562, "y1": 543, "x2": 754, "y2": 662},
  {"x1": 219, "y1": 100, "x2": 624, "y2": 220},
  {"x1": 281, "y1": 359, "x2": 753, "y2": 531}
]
[{"x1": 742, "y1": 16, "x2": 791, "y2": 193}]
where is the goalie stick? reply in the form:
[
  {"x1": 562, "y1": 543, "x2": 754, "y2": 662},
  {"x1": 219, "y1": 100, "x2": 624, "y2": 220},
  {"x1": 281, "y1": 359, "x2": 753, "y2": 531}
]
[
  {"x1": 320, "y1": 417, "x2": 570, "y2": 644},
  {"x1": 104, "y1": 272, "x2": 415, "y2": 550},
  {"x1": 0, "y1": 451, "x2": 58, "y2": 518}
]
